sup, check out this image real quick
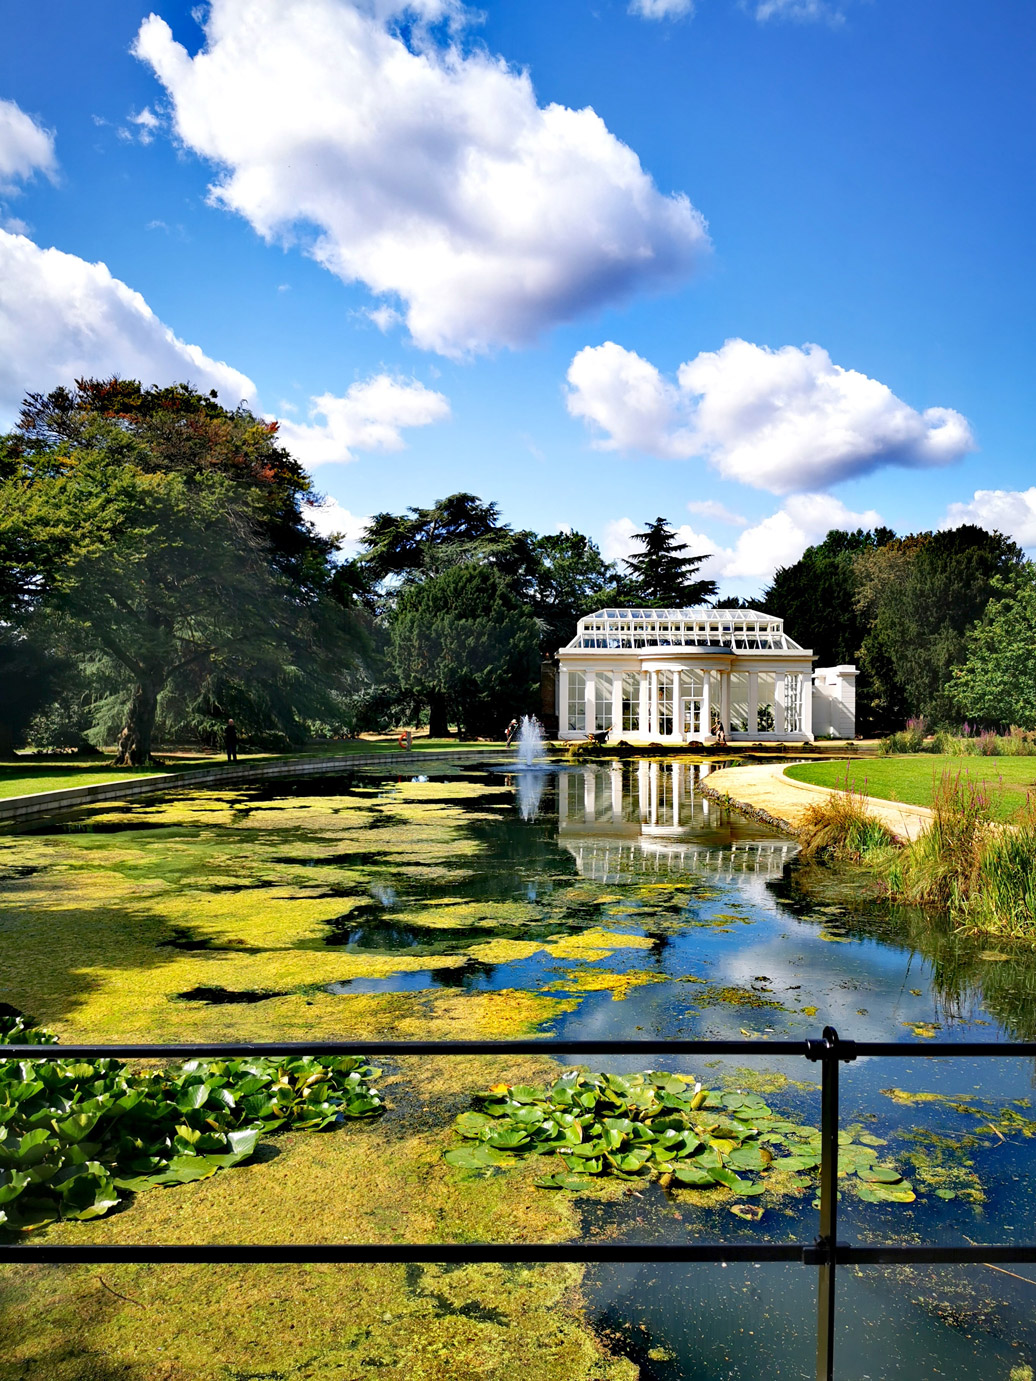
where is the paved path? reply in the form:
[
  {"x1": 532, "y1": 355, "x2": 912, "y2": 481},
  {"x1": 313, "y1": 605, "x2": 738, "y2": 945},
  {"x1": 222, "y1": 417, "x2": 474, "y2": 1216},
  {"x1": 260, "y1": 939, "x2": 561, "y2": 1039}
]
[{"x1": 702, "y1": 761, "x2": 935, "y2": 842}]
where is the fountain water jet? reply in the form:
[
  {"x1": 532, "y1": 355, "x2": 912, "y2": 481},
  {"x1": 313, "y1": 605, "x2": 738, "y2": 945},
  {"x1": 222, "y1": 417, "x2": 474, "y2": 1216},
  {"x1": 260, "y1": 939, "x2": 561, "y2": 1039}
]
[{"x1": 515, "y1": 715, "x2": 545, "y2": 768}]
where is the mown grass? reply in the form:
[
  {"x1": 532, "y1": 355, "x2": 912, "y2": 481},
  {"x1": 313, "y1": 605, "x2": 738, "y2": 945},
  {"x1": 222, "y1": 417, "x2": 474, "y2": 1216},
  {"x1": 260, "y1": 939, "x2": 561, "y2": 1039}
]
[{"x1": 785, "y1": 755, "x2": 1036, "y2": 825}]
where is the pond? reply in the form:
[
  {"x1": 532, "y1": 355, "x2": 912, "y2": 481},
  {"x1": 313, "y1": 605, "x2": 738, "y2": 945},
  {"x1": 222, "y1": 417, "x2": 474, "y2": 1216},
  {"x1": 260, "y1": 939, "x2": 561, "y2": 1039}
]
[{"x1": 1, "y1": 758, "x2": 1034, "y2": 1380}]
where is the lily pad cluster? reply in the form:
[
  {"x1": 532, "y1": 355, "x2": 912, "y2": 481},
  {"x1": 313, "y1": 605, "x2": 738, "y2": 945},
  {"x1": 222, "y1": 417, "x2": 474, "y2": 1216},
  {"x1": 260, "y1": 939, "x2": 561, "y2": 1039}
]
[
  {"x1": 0, "y1": 1010, "x2": 382, "y2": 1231},
  {"x1": 446, "y1": 1070, "x2": 916, "y2": 1203}
]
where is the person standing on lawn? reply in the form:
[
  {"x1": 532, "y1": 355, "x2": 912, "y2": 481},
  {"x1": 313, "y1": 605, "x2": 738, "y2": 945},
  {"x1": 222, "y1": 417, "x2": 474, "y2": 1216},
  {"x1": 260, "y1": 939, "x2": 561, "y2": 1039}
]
[{"x1": 224, "y1": 718, "x2": 238, "y2": 763}]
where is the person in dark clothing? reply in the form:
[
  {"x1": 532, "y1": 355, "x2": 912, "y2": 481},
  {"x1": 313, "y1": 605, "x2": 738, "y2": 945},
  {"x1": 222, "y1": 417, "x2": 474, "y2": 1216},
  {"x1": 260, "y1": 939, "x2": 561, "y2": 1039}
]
[{"x1": 224, "y1": 718, "x2": 238, "y2": 762}]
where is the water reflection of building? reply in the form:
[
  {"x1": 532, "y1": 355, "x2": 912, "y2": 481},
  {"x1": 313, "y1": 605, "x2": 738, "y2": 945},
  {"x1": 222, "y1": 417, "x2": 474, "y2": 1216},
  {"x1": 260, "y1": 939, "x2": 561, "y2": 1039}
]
[
  {"x1": 557, "y1": 762, "x2": 798, "y2": 880},
  {"x1": 562, "y1": 836, "x2": 797, "y2": 882}
]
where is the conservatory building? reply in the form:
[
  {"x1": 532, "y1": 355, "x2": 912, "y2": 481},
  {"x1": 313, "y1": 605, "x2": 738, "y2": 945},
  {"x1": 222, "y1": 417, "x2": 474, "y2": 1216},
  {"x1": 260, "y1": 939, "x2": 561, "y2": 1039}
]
[{"x1": 550, "y1": 607, "x2": 856, "y2": 744}]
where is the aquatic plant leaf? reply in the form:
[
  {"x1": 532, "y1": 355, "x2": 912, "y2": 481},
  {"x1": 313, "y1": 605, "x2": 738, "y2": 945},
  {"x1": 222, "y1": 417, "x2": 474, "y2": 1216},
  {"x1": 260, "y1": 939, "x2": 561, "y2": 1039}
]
[
  {"x1": 486, "y1": 1129, "x2": 532, "y2": 1150},
  {"x1": 0, "y1": 1168, "x2": 29, "y2": 1205},
  {"x1": 455, "y1": 1111, "x2": 494, "y2": 1139},
  {"x1": 729, "y1": 1203, "x2": 764, "y2": 1221},
  {"x1": 534, "y1": 1173, "x2": 591, "y2": 1191},
  {"x1": 857, "y1": 1165, "x2": 902, "y2": 1183},
  {"x1": 707, "y1": 1168, "x2": 749, "y2": 1190},
  {"x1": 671, "y1": 1163, "x2": 718, "y2": 1186},
  {"x1": 727, "y1": 1145, "x2": 771, "y2": 1171}
]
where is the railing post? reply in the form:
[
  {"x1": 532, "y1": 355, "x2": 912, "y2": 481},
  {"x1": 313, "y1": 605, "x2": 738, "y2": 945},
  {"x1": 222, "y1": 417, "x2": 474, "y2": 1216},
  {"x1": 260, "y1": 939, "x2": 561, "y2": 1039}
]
[{"x1": 806, "y1": 1025, "x2": 848, "y2": 1381}]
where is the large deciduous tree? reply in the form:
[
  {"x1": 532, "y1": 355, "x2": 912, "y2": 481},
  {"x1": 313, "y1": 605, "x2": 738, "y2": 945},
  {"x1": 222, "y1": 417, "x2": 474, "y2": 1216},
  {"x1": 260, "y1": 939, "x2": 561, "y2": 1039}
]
[
  {"x1": 528, "y1": 531, "x2": 619, "y2": 655},
  {"x1": 763, "y1": 528, "x2": 895, "y2": 665},
  {"x1": 1, "y1": 379, "x2": 362, "y2": 761},
  {"x1": 762, "y1": 527, "x2": 895, "y2": 733},
  {"x1": 948, "y1": 567, "x2": 1036, "y2": 728},
  {"x1": 390, "y1": 564, "x2": 540, "y2": 738},
  {"x1": 854, "y1": 525, "x2": 1024, "y2": 727}
]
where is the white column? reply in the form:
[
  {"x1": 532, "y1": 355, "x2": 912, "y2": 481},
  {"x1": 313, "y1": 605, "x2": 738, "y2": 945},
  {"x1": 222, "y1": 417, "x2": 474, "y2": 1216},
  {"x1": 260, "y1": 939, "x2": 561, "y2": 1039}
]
[
  {"x1": 748, "y1": 672, "x2": 759, "y2": 736},
  {"x1": 649, "y1": 670, "x2": 659, "y2": 736},
  {"x1": 774, "y1": 672, "x2": 786, "y2": 736},
  {"x1": 583, "y1": 769, "x2": 595, "y2": 821},
  {"x1": 720, "y1": 671, "x2": 731, "y2": 736},
  {"x1": 802, "y1": 671, "x2": 814, "y2": 740},
  {"x1": 672, "y1": 669, "x2": 682, "y2": 740},
  {"x1": 558, "y1": 668, "x2": 569, "y2": 734},
  {"x1": 612, "y1": 673, "x2": 623, "y2": 737},
  {"x1": 638, "y1": 672, "x2": 649, "y2": 736},
  {"x1": 701, "y1": 671, "x2": 711, "y2": 740},
  {"x1": 649, "y1": 761, "x2": 659, "y2": 826},
  {"x1": 638, "y1": 759, "x2": 650, "y2": 819},
  {"x1": 585, "y1": 672, "x2": 595, "y2": 733},
  {"x1": 672, "y1": 761, "x2": 683, "y2": 826}
]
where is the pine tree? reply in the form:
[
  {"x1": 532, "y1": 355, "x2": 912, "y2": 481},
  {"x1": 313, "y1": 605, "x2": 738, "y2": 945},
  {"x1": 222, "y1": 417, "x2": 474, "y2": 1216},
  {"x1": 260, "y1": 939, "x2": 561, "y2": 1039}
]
[{"x1": 622, "y1": 517, "x2": 717, "y2": 606}]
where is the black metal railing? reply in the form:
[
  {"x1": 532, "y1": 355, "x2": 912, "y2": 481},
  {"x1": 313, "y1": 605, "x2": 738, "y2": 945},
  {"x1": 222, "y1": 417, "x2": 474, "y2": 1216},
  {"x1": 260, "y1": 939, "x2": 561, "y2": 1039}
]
[{"x1": 3, "y1": 1028, "x2": 1036, "y2": 1381}]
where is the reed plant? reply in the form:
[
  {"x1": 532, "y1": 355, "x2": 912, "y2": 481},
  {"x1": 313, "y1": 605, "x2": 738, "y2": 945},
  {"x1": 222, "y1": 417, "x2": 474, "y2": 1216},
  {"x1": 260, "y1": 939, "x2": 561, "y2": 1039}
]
[
  {"x1": 796, "y1": 780, "x2": 898, "y2": 863},
  {"x1": 882, "y1": 770, "x2": 1036, "y2": 940}
]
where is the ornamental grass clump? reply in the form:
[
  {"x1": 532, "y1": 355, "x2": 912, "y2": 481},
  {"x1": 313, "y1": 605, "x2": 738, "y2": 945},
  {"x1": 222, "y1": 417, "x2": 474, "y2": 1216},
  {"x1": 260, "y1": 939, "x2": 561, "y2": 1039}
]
[
  {"x1": 0, "y1": 1009, "x2": 382, "y2": 1232},
  {"x1": 796, "y1": 781, "x2": 898, "y2": 863},
  {"x1": 445, "y1": 1070, "x2": 915, "y2": 1204},
  {"x1": 887, "y1": 769, "x2": 989, "y2": 909}
]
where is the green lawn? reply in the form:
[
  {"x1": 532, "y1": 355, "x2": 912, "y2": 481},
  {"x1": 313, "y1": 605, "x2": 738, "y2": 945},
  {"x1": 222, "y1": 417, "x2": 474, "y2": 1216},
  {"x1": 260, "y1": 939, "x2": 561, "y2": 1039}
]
[
  {"x1": 785, "y1": 755, "x2": 1036, "y2": 824},
  {"x1": 0, "y1": 764, "x2": 173, "y2": 799},
  {"x1": 0, "y1": 739, "x2": 507, "y2": 800}
]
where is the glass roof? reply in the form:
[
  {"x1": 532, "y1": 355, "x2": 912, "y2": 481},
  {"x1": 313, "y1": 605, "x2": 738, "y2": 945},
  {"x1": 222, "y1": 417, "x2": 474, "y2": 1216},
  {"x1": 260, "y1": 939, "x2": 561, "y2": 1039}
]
[{"x1": 564, "y1": 607, "x2": 804, "y2": 652}]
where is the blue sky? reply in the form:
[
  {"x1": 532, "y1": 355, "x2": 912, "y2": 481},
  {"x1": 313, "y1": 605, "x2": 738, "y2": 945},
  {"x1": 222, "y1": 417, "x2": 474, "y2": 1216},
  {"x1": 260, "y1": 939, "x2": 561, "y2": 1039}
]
[{"x1": 1, "y1": 0, "x2": 1034, "y2": 596}]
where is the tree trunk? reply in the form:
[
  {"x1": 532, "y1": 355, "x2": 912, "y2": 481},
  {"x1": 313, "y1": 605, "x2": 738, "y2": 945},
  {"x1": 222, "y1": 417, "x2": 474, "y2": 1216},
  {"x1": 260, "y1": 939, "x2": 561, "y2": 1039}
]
[
  {"x1": 124, "y1": 677, "x2": 160, "y2": 765},
  {"x1": 428, "y1": 691, "x2": 449, "y2": 738}
]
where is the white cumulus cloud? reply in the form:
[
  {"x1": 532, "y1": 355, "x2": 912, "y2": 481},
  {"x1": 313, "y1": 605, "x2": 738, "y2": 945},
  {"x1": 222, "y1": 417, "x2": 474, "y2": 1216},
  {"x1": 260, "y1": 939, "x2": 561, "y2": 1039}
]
[
  {"x1": 275, "y1": 374, "x2": 451, "y2": 467},
  {"x1": 305, "y1": 495, "x2": 370, "y2": 556},
  {"x1": 686, "y1": 498, "x2": 747, "y2": 527},
  {"x1": 134, "y1": 0, "x2": 709, "y2": 357},
  {"x1": 0, "y1": 98, "x2": 56, "y2": 192},
  {"x1": 604, "y1": 493, "x2": 882, "y2": 588},
  {"x1": 753, "y1": 0, "x2": 845, "y2": 22},
  {"x1": 567, "y1": 338, "x2": 974, "y2": 494},
  {"x1": 942, "y1": 488, "x2": 1036, "y2": 551},
  {"x1": 0, "y1": 228, "x2": 256, "y2": 422},
  {"x1": 629, "y1": 0, "x2": 695, "y2": 19}
]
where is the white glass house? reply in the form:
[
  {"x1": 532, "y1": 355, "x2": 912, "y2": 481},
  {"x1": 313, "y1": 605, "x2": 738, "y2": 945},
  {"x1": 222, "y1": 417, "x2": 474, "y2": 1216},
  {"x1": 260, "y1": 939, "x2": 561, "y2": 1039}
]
[{"x1": 553, "y1": 607, "x2": 856, "y2": 743}]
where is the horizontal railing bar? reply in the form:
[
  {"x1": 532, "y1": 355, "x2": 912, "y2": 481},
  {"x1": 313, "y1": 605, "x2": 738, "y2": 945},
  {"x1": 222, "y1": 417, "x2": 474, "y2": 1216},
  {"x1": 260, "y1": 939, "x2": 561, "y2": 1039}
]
[
  {"x1": 4, "y1": 1243, "x2": 1036, "y2": 1267},
  {"x1": 848, "y1": 1041, "x2": 1036, "y2": 1058},
  {"x1": 836, "y1": 1245, "x2": 1036, "y2": 1266},
  {"x1": 4, "y1": 1038, "x2": 1035, "y2": 1061},
  {"x1": 0, "y1": 1040, "x2": 812, "y2": 1059},
  {"x1": 1, "y1": 1244, "x2": 806, "y2": 1265}
]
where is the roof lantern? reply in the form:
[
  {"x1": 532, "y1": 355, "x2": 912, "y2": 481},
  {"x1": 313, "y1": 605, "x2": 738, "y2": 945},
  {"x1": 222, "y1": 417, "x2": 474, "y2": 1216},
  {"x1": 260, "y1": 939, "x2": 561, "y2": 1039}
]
[{"x1": 564, "y1": 607, "x2": 803, "y2": 652}]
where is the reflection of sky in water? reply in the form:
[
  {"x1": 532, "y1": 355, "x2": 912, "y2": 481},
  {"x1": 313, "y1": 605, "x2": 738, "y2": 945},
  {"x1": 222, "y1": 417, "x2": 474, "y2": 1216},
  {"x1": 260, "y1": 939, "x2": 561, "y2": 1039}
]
[{"x1": 481, "y1": 762, "x2": 1036, "y2": 1378}]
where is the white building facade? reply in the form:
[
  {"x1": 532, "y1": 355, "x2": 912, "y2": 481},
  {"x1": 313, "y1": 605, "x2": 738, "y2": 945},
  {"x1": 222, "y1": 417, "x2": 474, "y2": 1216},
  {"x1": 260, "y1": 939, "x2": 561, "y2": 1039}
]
[{"x1": 554, "y1": 607, "x2": 856, "y2": 744}]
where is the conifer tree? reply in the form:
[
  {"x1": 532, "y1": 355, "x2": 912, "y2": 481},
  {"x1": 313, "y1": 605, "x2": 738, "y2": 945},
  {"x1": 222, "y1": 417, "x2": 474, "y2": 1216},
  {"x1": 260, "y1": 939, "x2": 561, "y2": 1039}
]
[{"x1": 622, "y1": 517, "x2": 717, "y2": 606}]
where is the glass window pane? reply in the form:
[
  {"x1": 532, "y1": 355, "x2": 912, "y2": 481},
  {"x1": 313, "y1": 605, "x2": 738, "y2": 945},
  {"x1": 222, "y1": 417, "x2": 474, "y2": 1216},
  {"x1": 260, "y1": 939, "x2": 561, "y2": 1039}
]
[{"x1": 567, "y1": 671, "x2": 586, "y2": 731}]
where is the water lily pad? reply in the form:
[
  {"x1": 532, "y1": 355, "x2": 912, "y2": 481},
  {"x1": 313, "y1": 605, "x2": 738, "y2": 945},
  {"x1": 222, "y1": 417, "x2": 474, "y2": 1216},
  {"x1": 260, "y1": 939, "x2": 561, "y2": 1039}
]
[{"x1": 729, "y1": 1203, "x2": 764, "y2": 1221}]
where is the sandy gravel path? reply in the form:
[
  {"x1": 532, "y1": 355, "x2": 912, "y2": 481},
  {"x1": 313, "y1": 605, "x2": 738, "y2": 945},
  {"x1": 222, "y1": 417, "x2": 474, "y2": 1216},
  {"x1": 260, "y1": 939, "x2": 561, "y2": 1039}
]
[{"x1": 702, "y1": 761, "x2": 935, "y2": 842}]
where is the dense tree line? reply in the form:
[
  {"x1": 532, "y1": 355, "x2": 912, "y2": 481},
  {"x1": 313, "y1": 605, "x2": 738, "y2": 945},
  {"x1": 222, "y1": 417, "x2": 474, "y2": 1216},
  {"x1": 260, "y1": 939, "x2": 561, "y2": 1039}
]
[
  {"x1": 0, "y1": 378, "x2": 716, "y2": 754},
  {"x1": 762, "y1": 524, "x2": 1030, "y2": 732},
  {"x1": 7, "y1": 374, "x2": 1026, "y2": 750}
]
